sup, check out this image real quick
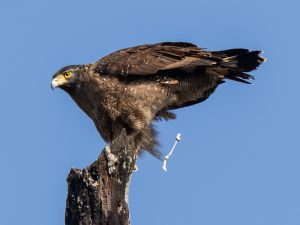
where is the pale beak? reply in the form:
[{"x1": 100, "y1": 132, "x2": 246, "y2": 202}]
[
  {"x1": 51, "y1": 79, "x2": 59, "y2": 90},
  {"x1": 51, "y1": 76, "x2": 67, "y2": 90}
]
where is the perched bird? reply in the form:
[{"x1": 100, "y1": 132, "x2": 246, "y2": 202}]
[{"x1": 51, "y1": 42, "x2": 265, "y2": 159}]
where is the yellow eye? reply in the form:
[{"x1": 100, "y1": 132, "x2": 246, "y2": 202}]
[{"x1": 63, "y1": 71, "x2": 72, "y2": 79}]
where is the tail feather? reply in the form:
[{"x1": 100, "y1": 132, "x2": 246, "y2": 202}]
[
  {"x1": 217, "y1": 48, "x2": 250, "y2": 57},
  {"x1": 226, "y1": 71, "x2": 254, "y2": 84},
  {"x1": 218, "y1": 49, "x2": 266, "y2": 84},
  {"x1": 235, "y1": 51, "x2": 265, "y2": 72}
]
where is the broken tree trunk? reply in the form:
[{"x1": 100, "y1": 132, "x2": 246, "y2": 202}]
[{"x1": 65, "y1": 130, "x2": 137, "y2": 225}]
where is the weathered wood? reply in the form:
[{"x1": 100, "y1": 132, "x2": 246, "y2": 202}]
[{"x1": 65, "y1": 130, "x2": 137, "y2": 225}]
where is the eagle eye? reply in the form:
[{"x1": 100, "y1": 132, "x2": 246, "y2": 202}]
[{"x1": 63, "y1": 71, "x2": 72, "y2": 79}]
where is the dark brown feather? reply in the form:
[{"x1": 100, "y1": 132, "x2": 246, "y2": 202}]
[{"x1": 53, "y1": 42, "x2": 265, "y2": 159}]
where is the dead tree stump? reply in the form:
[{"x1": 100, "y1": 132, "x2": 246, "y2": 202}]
[{"x1": 65, "y1": 130, "x2": 137, "y2": 225}]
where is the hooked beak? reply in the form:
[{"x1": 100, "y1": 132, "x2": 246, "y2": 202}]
[
  {"x1": 51, "y1": 75, "x2": 66, "y2": 90},
  {"x1": 51, "y1": 79, "x2": 58, "y2": 90}
]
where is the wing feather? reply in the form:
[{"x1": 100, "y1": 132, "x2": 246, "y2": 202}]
[{"x1": 92, "y1": 42, "x2": 213, "y2": 76}]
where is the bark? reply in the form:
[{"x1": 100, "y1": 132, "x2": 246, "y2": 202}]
[{"x1": 65, "y1": 130, "x2": 137, "y2": 225}]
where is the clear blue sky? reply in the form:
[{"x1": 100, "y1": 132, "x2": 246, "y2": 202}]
[{"x1": 1, "y1": 0, "x2": 299, "y2": 224}]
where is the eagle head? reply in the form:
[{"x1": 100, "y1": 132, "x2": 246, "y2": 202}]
[{"x1": 51, "y1": 65, "x2": 88, "y2": 91}]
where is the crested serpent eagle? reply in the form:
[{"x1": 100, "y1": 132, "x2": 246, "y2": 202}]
[{"x1": 51, "y1": 42, "x2": 265, "y2": 159}]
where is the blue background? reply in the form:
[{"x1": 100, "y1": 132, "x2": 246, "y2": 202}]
[{"x1": 1, "y1": 0, "x2": 299, "y2": 224}]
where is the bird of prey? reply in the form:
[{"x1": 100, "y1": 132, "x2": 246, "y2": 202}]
[{"x1": 51, "y1": 42, "x2": 265, "y2": 159}]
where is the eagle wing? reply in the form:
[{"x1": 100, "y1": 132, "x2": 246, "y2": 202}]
[
  {"x1": 91, "y1": 42, "x2": 264, "y2": 110},
  {"x1": 92, "y1": 42, "x2": 218, "y2": 76}
]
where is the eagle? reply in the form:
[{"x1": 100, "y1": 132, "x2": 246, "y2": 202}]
[{"x1": 51, "y1": 42, "x2": 265, "y2": 159}]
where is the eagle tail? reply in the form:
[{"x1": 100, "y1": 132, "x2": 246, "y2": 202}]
[{"x1": 219, "y1": 49, "x2": 266, "y2": 84}]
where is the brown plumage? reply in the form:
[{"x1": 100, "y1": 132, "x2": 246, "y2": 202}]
[{"x1": 51, "y1": 42, "x2": 265, "y2": 159}]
